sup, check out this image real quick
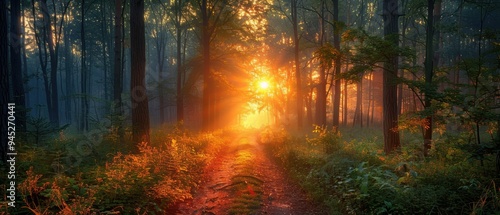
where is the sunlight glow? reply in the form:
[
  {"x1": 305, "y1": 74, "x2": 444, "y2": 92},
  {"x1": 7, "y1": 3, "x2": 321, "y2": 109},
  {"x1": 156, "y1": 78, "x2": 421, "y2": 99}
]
[
  {"x1": 241, "y1": 107, "x2": 270, "y2": 128},
  {"x1": 259, "y1": 81, "x2": 269, "y2": 90}
]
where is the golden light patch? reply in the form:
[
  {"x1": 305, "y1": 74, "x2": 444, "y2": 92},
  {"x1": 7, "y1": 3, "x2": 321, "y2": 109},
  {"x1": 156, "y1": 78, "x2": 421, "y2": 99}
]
[{"x1": 259, "y1": 81, "x2": 269, "y2": 90}]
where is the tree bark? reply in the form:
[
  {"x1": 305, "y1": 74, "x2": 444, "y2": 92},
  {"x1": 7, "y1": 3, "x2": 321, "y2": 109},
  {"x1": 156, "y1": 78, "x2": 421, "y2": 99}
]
[
  {"x1": 22, "y1": 5, "x2": 29, "y2": 109},
  {"x1": 423, "y1": 0, "x2": 434, "y2": 156},
  {"x1": 80, "y1": 0, "x2": 89, "y2": 131},
  {"x1": 359, "y1": 0, "x2": 369, "y2": 127},
  {"x1": 153, "y1": 14, "x2": 166, "y2": 124},
  {"x1": 101, "y1": 0, "x2": 109, "y2": 102},
  {"x1": 64, "y1": 25, "x2": 73, "y2": 124},
  {"x1": 158, "y1": 39, "x2": 165, "y2": 124},
  {"x1": 1, "y1": 0, "x2": 9, "y2": 162},
  {"x1": 31, "y1": 0, "x2": 51, "y2": 119},
  {"x1": 306, "y1": 71, "x2": 313, "y2": 126},
  {"x1": 130, "y1": 0, "x2": 150, "y2": 145},
  {"x1": 354, "y1": 80, "x2": 363, "y2": 127},
  {"x1": 332, "y1": 0, "x2": 341, "y2": 129},
  {"x1": 31, "y1": 0, "x2": 61, "y2": 127},
  {"x1": 10, "y1": 0, "x2": 26, "y2": 135},
  {"x1": 41, "y1": 0, "x2": 60, "y2": 127},
  {"x1": 343, "y1": 79, "x2": 347, "y2": 126},
  {"x1": 113, "y1": 0, "x2": 123, "y2": 123},
  {"x1": 176, "y1": 0, "x2": 184, "y2": 123},
  {"x1": 382, "y1": 0, "x2": 401, "y2": 154},
  {"x1": 292, "y1": 0, "x2": 303, "y2": 129},
  {"x1": 315, "y1": 0, "x2": 327, "y2": 127},
  {"x1": 366, "y1": 72, "x2": 372, "y2": 126},
  {"x1": 201, "y1": 0, "x2": 212, "y2": 131}
]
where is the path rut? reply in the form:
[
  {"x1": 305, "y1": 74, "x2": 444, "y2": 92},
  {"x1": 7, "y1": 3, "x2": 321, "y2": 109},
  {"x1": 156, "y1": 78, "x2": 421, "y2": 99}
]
[{"x1": 175, "y1": 132, "x2": 327, "y2": 215}]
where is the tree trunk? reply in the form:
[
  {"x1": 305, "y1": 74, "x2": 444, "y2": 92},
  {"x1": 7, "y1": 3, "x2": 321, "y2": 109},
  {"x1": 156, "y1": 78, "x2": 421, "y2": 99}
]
[
  {"x1": 343, "y1": 79, "x2": 348, "y2": 126},
  {"x1": 332, "y1": 0, "x2": 341, "y2": 129},
  {"x1": 201, "y1": 0, "x2": 213, "y2": 131},
  {"x1": 176, "y1": 0, "x2": 184, "y2": 123},
  {"x1": 354, "y1": 0, "x2": 365, "y2": 127},
  {"x1": 316, "y1": 66, "x2": 327, "y2": 126},
  {"x1": 382, "y1": 0, "x2": 401, "y2": 154},
  {"x1": 22, "y1": 4, "x2": 29, "y2": 109},
  {"x1": 306, "y1": 93, "x2": 313, "y2": 126},
  {"x1": 130, "y1": 0, "x2": 150, "y2": 145},
  {"x1": 32, "y1": 0, "x2": 53, "y2": 126},
  {"x1": 1, "y1": 0, "x2": 9, "y2": 162},
  {"x1": 315, "y1": 0, "x2": 327, "y2": 127},
  {"x1": 41, "y1": 0, "x2": 60, "y2": 127},
  {"x1": 101, "y1": 0, "x2": 109, "y2": 102},
  {"x1": 366, "y1": 72, "x2": 372, "y2": 126},
  {"x1": 154, "y1": 19, "x2": 166, "y2": 124},
  {"x1": 292, "y1": 0, "x2": 303, "y2": 129},
  {"x1": 36, "y1": 0, "x2": 59, "y2": 126},
  {"x1": 64, "y1": 26, "x2": 72, "y2": 124},
  {"x1": 107, "y1": 5, "x2": 114, "y2": 102},
  {"x1": 81, "y1": 0, "x2": 88, "y2": 131},
  {"x1": 10, "y1": 0, "x2": 26, "y2": 135},
  {"x1": 113, "y1": 0, "x2": 123, "y2": 125},
  {"x1": 306, "y1": 71, "x2": 313, "y2": 126},
  {"x1": 31, "y1": 0, "x2": 51, "y2": 118},
  {"x1": 158, "y1": 41, "x2": 166, "y2": 124},
  {"x1": 423, "y1": 0, "x2": 435, "y2": 156},
  {"x1": 398, "y1": 9, "x2": 410, "y2": 115},
  {"x1": 354, "y1": 80, "x2": 363, "y2": 127}
]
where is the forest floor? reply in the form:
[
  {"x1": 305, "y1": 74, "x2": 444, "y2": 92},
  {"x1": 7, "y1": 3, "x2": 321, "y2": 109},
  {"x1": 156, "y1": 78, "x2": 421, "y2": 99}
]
[{"x1": 173, "y1": 131, "x2": 327, "y2": 215}]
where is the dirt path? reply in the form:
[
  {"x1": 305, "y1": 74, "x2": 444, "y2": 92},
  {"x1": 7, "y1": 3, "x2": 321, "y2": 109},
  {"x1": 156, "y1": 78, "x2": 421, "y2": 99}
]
[{"x1": 175, "y1": 132, "x2": 327, "y2": 215}]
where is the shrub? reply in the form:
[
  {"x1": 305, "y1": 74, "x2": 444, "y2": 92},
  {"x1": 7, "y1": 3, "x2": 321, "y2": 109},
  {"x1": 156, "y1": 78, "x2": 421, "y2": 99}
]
[
  {"x1": 16, "y1": 126, "x2": 231, "y2": 214},
  {"x1": 18, "y1": 168, "x2": 96, "y2": 215},
  {"x1": 261, "y1": 127, "x2": 500, "y2": 214}
]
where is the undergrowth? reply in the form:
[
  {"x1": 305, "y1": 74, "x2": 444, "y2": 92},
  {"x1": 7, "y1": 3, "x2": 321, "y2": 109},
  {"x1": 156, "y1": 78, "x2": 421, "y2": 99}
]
[
  {"x1": 2, "y1": 124, "x2": 231, "y2": 214},
  {"x1": 227, "y1": 137, "x2": 263, "y2": 214},
  {"x1": 261, "y1": 126, "x2": 500, "y2": 214}
]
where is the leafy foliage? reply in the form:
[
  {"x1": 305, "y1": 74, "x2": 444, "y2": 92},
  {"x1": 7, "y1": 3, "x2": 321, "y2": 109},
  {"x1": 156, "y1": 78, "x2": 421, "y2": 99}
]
[
  {"x1": 342, "y1": 29, "x2": 416, "y2": 78},
  {"x1": 13, "y1": 126, "x2": 230, "y2": 214},
  {"x1": 261, "y1": 127, "x2": 500, "y2": 214}
]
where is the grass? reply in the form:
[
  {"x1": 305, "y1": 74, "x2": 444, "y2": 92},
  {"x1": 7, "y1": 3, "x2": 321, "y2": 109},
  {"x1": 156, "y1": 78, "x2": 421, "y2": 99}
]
[
  {"x1": 4, "y1": 124, "x2": 500, "y2": 214},
  {"x1": 227, "y1": 136, "x2": 264, "y2": 215},
  {"x1": 261, "y1": 126, "x2": 500, "y2": 214},
  {"x1": 1, "y1": 124, "x2": 232, "y2": 215}
]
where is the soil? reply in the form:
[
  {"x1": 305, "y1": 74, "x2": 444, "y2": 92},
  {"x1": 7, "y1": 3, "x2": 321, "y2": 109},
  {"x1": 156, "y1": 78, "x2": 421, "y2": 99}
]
[{"x1": 174, "y1": 132, "x2": 328, "y2": 215}]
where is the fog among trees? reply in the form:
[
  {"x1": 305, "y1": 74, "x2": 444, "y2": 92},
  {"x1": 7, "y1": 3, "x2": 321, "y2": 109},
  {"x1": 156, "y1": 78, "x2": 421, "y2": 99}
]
[{"x1": 1, "y1": 0, "x2": 500, "y2": 214}]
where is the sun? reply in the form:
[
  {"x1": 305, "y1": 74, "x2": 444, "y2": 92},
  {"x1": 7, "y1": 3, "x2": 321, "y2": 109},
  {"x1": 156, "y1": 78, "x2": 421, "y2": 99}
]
[{"x1": 259, "y1": 81, "x2": 269, "y2": 90}]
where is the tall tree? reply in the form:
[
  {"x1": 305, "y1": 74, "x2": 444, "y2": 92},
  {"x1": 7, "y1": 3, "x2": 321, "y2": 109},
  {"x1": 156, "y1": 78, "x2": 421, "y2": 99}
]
[
  {"x1": 130, "y1": 0, "x2": 150, "y2": 144},
  {"x1": 0, "y1": 0, "x2": 9, "y2": 162},
  {"x1": 10, "y1": 0, "x2": 26, "y2": 135},
  {"x1": 332, "y1": 0, "x2": 341, "y2": 128},
  {"x1": 315, "y1": 0, "x2": 327, "y2": 127},
  {"x1": 42, "y1": 0, "x2": 66, "y2": 127},
  {"x1": 353, "y1": 79, "x2": 363, "y2": 126},
  {"x1": 292, "y1": 0, "x2": 303, "y2": 129},
  {"x1": 63, "y1": 12, "x2": 73, "y2": 124},
  {"x1": 175, "y1": 0, "x2": 184, "y2": 123},
  {"x1": 100, "y1": 0, "x2": 111, "y2": 102},
  {"x1": 382, "y1": 0, "x2": 401, "y2": 154},
  {"x1": 31, "y1": 0, "x2": 70, "y2": 127},
  {"x1": 423, "y1": 0, "x2": 436, "y2": 156},
  {"x1": 198, "y1": 0, "x2": 238, "y2": 130},
  {"x1": 80, "y1": 0, "x2": 89, "y2": 131},
  {"x1": 353, "y1": 0, "x2": 365, "y2": 127},
  {"x1": 113, "y1": 0, "x2": 123, "y2": 123},
  {"x1": 21, "y1": 5, "x2": 29, "y2": 109},
  {"x1": 201, "y1": 0, "x2": 212, "y2": 130},
  {"x1": 150, "y1": 2, "x2": 168, "y2": 123}
]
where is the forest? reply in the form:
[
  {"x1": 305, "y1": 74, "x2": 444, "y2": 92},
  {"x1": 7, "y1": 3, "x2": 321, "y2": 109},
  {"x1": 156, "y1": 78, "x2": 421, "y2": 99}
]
[{"x1": 1, "y1": 0, "x2": 500, "y2": 214}]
